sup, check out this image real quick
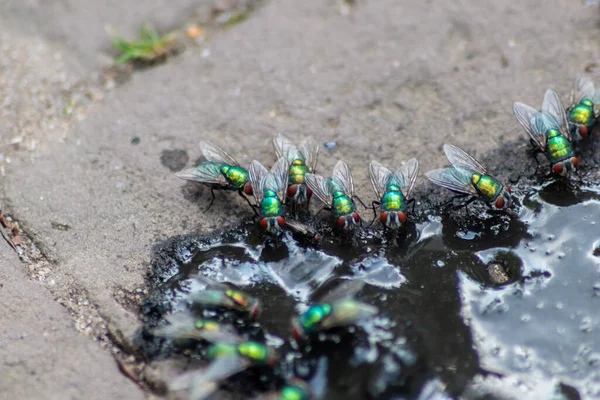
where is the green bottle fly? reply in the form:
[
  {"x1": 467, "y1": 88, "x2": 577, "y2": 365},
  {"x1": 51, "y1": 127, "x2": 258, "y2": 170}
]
[
  {"x1": 368, "y1": 159, "x2": 419, "y2": 229},
  {"x1": 305, "y1": 160, "x2": 361, "y2": 230},
  {"x1": 272, "y1": 134, "x2": 320, "y2": 214},
  {"x1": 513, "y1": 89, "x2": 578, "y2": 176}
]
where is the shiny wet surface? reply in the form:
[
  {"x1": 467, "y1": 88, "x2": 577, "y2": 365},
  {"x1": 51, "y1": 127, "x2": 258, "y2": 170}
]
[{"x1": 140, "y1": 170, "x2": 600, "y2": 399}]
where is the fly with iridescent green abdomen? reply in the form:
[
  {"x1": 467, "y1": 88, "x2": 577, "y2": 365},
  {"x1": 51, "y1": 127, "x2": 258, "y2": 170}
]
[
  {"x1": 513, "y1": 89, "x2": 579, "y2": 176},
  {"x1": 291, "y1": 279, "x2": 378, "y2": 341},
  {"x1": 175, "y1": 141, "x2": 255, "y2": 211},
  {"x1": 567, "y1": 76, "x2": 599, "y2": 140},
  {"x1": 189, "y1": 275, "x2": 262, "y2": 319},
  {"x1": 368, "y1": 158, "x2": 419, "y2": 230},
  {"x1": 249, "y1": 158, "x2": 290, "y2": 236},
  {"x1": 426, "y1": 144, "x2": 513, "y2": 213},
  {"x1": 151, "y1": 313, "x2": 235, "y2": 343},
  {"x1": 305, "y1": 160, "x2": 363, "y2": 230},
  {"x1": 272, "y1": 134, "x2": 319, "y2": 216},
  {"x1": 169, "y1": 330, "x2": 279, "y2": 400}
]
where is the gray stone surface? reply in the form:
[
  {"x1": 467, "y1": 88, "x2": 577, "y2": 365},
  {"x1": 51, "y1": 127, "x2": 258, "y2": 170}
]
[
  {"x1": 0, "y1": 0, "x2": 599, "y2": 397},
  {"x1": 0, "y1": 237, "x2": 143, "y2": 400}
]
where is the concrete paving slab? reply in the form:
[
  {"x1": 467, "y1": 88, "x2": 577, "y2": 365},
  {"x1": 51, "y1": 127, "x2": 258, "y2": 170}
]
[
  {"x1": 0, "y1": 235, "x2": 143, "y2": 400},
  {"x1": 0, "y1": 0, "x2": 204, "y2": 71},
  {"x1": 0, "y1": 0, "x2": 599, "y2": 395}
]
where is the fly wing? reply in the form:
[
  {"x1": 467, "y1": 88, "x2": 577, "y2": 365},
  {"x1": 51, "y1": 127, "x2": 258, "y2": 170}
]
[
  {"x1": 272, "y1": 134, "x2": 298, "y2": 162},
  {"x1": 513, "y1": 102, "x2": 546, "y2": 150},
  {"x1": 270, "y1": 157, "x2": 290, "y2": 203},
  {"x1": 574, "y1": 76, "x2": 596, "y2": 104},
  {"x1": 190, "y1": 289, "x2": 236, "y2": 309},
  {"x1": 152, "y1": 314, "x2": 233, "y2": 341},
  {"x1": 175, "y1": 162, "x2": 228, "y2": 185},
  {"x1": 318, "y1": 279, "x2": 366, "y2": 304},
  {"x1": 425, "y1": 167, "x2": 478, "y2": 196},
  {"x1": 368, "y1": 161, "x2": 392, "y2": 199},
  {"x1": 249, "y1": 160, "x2": 269, "y2": 204},
  {"x1": 305, "y1": 173, "x2": 333, "y2": 207},
  {"x1": 443, "y1": 144, "x2": 487, "y2": 175},
  {"x1": 542, "y1": 89, "x2": 571, "y2": 140},
  {"x1": 300, "y1": 136, "x2": 320, "y2": 173},
  {"x1": 194, "y1": 329, "x2": 244, "y2": 345},
  {"x1": 320, "y1": 299, "x2": 379, "y2": 330},
  {"x1": 186, "y1": 357, "x2": 248, "y2": 400},
  {"x1": 331, "y1": 160, "x2": 354, "y2": 197},
  {"x1": 394, "y1": 158, "x2": 419, "y2": 198},
  {"x1": 200, "y1": 141, "x2": 240, "y2": 166}
]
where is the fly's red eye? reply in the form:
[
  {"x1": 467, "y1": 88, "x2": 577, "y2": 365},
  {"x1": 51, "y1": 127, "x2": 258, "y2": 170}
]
[
  {"x1": 287, "y1": 184, "x2": 298, "y2": 198},
  {"x1": 292, "y1": 324, "x2": 303, "y2": 341},
  {"x1": 243, "y1": 182, "x2": 253, "y2": 196},
  {"x1": 379, "y1": 211, "x2": 388, "y2": 224},
  {"x1": 579, "y1": 125, "x2": 589, "y2": 137},
  {"x1": 276, "y1": 216, "x2": 286, "y2": 227},
  {"x1": 306, "y1": 187, "x2": 313, "y2": 199},
  {"x1": 260, "y1": 218, "x2": 268, "y2": 230},
  {"x1": 571, "y1": 157, "x2": 579, "y2": 168},
  {"x1": 552, "y1": 163, "x2": 563, "y2": 175},
  {"x1": 495, "y1": 197, "x2": 505, "y2": 209},
  {"x1": 353, "y1": 213, "x2": 360, "y2": 223},
  {"x1": 506, "y1": 186, "x2": 511, "y2": 193},
  {"x1": 337, "y1": 216, "x2": 347, "y2": 229},
  {"x1": 398, "y1": 211, "x2": 407, "y2": 224},
  {"x1": 251, "y1": 304, "x2": 261, "y2": 319}
]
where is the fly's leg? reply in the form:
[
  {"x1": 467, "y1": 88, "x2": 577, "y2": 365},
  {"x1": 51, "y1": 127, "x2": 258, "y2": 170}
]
[
  {"x1": 371, "y1": 201, "x2": 380, "y2": 219},
  {"x1": 462, "y1": 196, "x2": 479, "y2": 217},
  {"x1": 406, "y1": 198, "x2": 416, "y2": 216},
  {"x1": 203, "y1": 189, "x2": 217, "y2": 212},
  {"x1": 368, "y1": 201, "x2": 380, "y2": 228},
  {"x1": 238, "y1": 190, "x2": 259, "y2": 217},
  {"x1": 353, "y1": 196, "x2": 368, "y2": 210},
  {"x1": 316, "y1": 206, "x2": 332, "y2": 216},
  {"x1": 441, "y1": 194, "x2": 469, "y2": 210}
]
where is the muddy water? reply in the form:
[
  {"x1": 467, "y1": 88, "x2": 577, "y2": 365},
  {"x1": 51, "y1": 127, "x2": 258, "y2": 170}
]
[{"x1": 140, "y1": 177, "x2": 600, "y2": 399}]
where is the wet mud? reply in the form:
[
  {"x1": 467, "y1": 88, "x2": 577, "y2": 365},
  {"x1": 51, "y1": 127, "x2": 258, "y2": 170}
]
[{"x1": 139, "y1": 138, "x2": 600, "y2": 399}]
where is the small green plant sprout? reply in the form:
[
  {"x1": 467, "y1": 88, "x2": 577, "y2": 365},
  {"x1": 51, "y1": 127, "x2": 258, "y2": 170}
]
[{"x1": 106, "y1": 23, "x2": 177, "y2": 65}]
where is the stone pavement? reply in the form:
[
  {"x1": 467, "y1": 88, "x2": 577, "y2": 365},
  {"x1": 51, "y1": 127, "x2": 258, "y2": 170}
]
[
  {"x1": 0, "y1": 0, "x2": 598, "y2": 397},
  {"x1": 0, "y1": 236, "x2": 143, "y2": 399}
]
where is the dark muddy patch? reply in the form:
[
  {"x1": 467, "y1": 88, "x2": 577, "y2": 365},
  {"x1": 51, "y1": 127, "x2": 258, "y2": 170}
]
[
  {"x1": 160, "y1": 149, "x2": 189, "y2": 172},
  {"x1": 139, "y1": 138, "x2": 600, "y2": 399}
]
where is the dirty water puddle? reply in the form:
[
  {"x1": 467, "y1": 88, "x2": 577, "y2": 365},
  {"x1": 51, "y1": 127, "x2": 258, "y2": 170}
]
[{"x1": 139, "y1": 180, "x2": 600, "y2": 399}]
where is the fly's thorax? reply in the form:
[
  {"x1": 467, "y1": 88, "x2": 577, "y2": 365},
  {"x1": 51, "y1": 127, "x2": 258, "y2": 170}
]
[
  {"x1": 381, "y1": 188, "x2": 405, "y2": 212},
  {"x1": 221, "y1": 165, "x2": 249, "y2": 189},
  {"x1": 237, "y1": 342, "x2": 278, "y2": 366},
  {"x1": 225, "y1": 289, "x2": 250, "y2": 309},
  {"x1": 471, "y1": 173, "x2": 502, "y2": 202},
  {"x1": 569, "y1": 102, "x2": 595, "y2": 126},
  {"x1": 207, "y1": 343, "x2": 238, "y2": 360},
  {"x1": 195, "y1": 319, "x2": 221, "y2": 331},
  {"x1": 331, "y1": 191, "x2": 355, "y2": 217},
  {"x1": 298, "y1": 303, "x2": 332, "y2": 335},
  {"x1": 545, "y1": 131, "x2": 573, "y2": 164},
  {"x1": 281, "y1": 384, "x2": 311, "y2": 400},
  {"x1": 261, "y1": 192, "x2": 284, "y2": 218},
  {"x1": 288, "y1": 160, "x2": 309, "y2": 185}
]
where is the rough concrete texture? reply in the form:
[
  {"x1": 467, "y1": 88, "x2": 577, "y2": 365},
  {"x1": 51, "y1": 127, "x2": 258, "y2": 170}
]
[
  {"x1": 0, "y1": 0, "x2": 599, "y2": 397},
  {"x1": 0, "y1": 236, "x2": 143, "y2": 400}
]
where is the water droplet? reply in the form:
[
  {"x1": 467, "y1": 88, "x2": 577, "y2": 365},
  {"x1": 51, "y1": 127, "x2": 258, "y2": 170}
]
[
  {"x1": 436, "y1": 260, "x2": 445, "y2": 268},
  {"x1": 580, "y1": 316, "x2": 593, "y2": 333},
  {"x1": 521, "y1": 314, "x2": 531, "y2": 322}
]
